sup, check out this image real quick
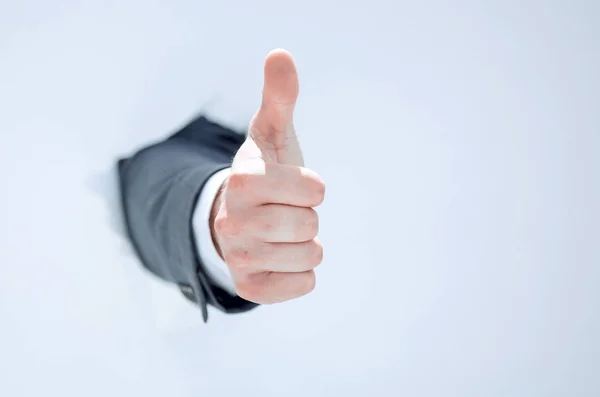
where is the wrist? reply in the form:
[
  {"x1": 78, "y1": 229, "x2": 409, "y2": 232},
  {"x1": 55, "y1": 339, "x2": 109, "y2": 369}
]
[{"x1": 209, "y1": 177, "x2": 227, "y2": 260}]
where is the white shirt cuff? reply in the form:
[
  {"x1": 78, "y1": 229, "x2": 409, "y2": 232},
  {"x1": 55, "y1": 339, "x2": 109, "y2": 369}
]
[{"x1": 192, "y1": 167, "x2": 237, "y2": 296}]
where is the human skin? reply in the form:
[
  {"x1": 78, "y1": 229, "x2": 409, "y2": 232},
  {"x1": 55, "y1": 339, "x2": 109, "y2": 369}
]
[{"x1": 209, "y1": 49, "x2": 326, "y2": 304}]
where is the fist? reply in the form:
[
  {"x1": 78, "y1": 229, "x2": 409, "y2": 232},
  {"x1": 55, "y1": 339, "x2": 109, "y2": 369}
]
[{"x1": 210, "y1": 49, "x2": 326, "y2": 304}]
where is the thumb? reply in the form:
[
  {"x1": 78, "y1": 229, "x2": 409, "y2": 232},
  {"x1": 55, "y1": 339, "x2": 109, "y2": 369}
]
[{"x1": 250, "y1": 49, "x2": 303, "y2": 165}]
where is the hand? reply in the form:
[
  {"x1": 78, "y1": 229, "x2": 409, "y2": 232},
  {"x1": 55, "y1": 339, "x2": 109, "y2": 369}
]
[{"x1": 210, "y1": 49, "x2": 325, "y2": 304}]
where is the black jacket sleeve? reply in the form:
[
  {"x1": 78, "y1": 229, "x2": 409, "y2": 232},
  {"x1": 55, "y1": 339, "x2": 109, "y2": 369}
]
[{"x1": 117, "y1": 115, "x2": 258, "y2": 321}]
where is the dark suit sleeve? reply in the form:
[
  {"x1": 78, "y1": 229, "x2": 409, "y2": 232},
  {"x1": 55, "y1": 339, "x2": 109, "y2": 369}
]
[{"x1": 117, "y1": 115, "x2": 258, "y2": 322}]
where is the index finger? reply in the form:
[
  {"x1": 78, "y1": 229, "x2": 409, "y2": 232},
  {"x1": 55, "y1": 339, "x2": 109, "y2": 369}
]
[{"x1": 226, "y1": 161, "x2": 325, "y2": 208}]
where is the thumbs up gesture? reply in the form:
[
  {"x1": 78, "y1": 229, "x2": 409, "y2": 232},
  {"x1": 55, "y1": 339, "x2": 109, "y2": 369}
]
[{"x1": 210, "y1": 49, "x2": 326, "y2": 304}]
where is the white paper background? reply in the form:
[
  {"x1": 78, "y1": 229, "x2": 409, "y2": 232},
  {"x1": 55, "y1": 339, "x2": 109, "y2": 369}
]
[{"x1": 0, "y1": 1, "x2": 598, "y2": 396}]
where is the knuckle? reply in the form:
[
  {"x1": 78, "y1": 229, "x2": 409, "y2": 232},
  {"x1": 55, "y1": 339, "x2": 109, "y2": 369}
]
[
  {"x1": 213, "y1": 214, "x2": 228, "y2": 234},
  {"x1": 252, "y1": 213, "x2": 275, "y2": 234},
  {"x1": 226, "y1": 172, "x2": 253, "y2": 193},
  {"x1": 235, "y1": 279, "x2": 262, "y2": 303},
  {"x1": 214, "y1": 215, "x2": 241, "y2": 238},
  {"x1": 226, "y1": 248, "x2": 254, "y2": 271}
]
